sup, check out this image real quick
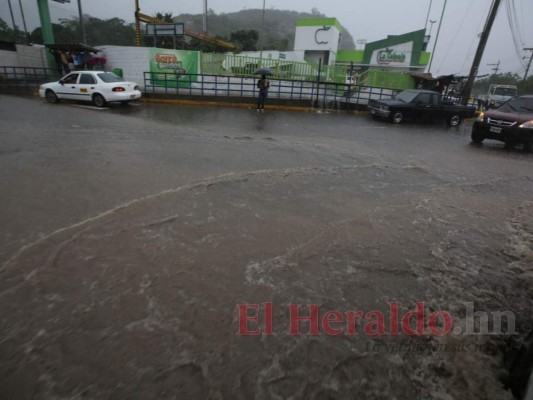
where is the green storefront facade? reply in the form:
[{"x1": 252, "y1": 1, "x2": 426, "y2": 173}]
[{"x1": 336, "y1": 29, "x2": 431, "y2": 90}]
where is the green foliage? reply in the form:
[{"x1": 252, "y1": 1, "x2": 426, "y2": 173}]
[
  {"x1": 230, "y1": 30, "x2": 259, "y2": 52},
  {"x1": 519, "y1": 76, "x2": 533, "y2": 94},
  {"x1": 0, "y1": 17, "x2": 27, "y2": 43},
  {"x1": 472, "y1": 72, "x2": 533, "y2": 96},
  {"x1": 155, "y1": 12, "x2": 174, "y2": 23},
  {"x1": 29, "y1": 16, "x2": 136, "y2": 46},
  {"x1": 472, "y1": 73, "x2": 519, "y2": 96},
  {"x1": 173, "y1": 9, "x2": 355, "y2": 52}
]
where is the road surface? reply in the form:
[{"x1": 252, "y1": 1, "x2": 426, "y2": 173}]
[{"x1": 1, "y1": 95, "x2": 532, "y2": 399}]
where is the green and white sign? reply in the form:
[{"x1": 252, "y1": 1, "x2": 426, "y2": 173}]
[{"x1": 149, "y1": 48, "x2": 200, "y2": 88}]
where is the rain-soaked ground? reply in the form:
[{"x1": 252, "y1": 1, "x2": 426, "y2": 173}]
[{"x1": 1, "y1": 95, "x2": 533, "y2": 399}]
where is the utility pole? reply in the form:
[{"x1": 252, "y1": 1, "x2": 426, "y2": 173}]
[
  {"x1": 487, "y1": 60, "x2": 500, "y2": 74},
  {"x1": 524, "y1": 48, "x2": 533, "y2": 81},
  {"x1": 203, "y1": 0, "x2": 208, "y2": 33},
  {"x1": 460, "y1": 0, "x2": 501, "y2": 102},
  {"x1": 77, "y1": 0, "x2": 87, "y2": 44}
]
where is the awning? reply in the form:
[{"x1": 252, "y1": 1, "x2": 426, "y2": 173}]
[
  {"x1": 409, "y1": 72, "x2": 436, "y2": 81},
  {"x1": 46, "y1": 43, "x2": 100, "y2": 53}
]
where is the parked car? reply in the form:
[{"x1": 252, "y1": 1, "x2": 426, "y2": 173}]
[
  {"x1": 471, "y1": 95, "x2": 533, "y2": 152},
  {"x1": 39, "y1": 71, "x2": 142, "y2": 107},
  {"x1": 368, "y1": 89, "x2": 476, "y2": 126}
]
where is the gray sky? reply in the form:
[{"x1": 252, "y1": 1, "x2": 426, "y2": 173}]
[{"x1": 3, "y1": 0, "x2": 532, "y2": 78}]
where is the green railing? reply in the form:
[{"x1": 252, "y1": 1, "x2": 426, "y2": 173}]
[
  {"x1": 200, "y1": 53, "x2": 420, "y2": 89},
  {"x1": 201, "y1": 53, "x2": 348, "y2": 83}
]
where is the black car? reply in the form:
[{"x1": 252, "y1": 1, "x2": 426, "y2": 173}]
[{"x1": 471, "y1": 95, "x2": 533, "y2": 152}]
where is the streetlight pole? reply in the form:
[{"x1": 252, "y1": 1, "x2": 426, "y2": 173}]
[
  {"x1": 428, "y1": 20, "x2": 436, "y2": 36},
  {"x1": 427, "y1": 0, "x2": 447, "y2": 73},
  {"x1": 259, "y1": 0, "x2": 265, "y2": 66},
  {"x1": 424, "y1": 0, "x2": 433, "y2": 29}
]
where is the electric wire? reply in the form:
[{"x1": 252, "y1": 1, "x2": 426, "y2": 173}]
[{"x1": 505, "y1": 0, "x2": 526, "y2": 69}]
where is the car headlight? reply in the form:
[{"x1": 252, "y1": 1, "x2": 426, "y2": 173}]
[
  {"x1": 519, "y1": 120, "x2": 533, "y2": 129},
  {"x1": 382, "y1": 105, "x2": 389, "y2": 111},
  {"x1": 476, "y1": 112, "x2": 484, "y2": 121}
]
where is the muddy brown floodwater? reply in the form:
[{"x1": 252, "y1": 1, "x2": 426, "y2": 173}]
[{"x1": 1, "y1": 95, "x2": 532, "y2": 399}]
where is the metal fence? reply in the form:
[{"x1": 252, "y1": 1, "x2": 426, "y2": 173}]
[
  {"x1": 0, "y1": 66, "x2": 62, "y2": 94},
  {"x1": 0, "y1": 66, "x2": 480, "y2": 110},
  {"x1": 143, "y1": 72, "x2": 400, "y2": 108}
]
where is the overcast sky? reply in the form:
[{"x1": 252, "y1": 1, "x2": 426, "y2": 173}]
[{"x1": 3, "y1": 0, "x2": 532, "y2": 77}]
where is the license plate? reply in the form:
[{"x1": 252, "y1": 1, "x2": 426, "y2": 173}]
[
  {"x1": 130, "y1": 94, "x2": 136, "y2": 99},
  {"x1": 490, "y1": 126, "x2": 502, "y2": 133}
]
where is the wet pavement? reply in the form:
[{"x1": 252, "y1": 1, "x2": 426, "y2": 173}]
[{"x1": 1, "y1": 95, "x2": 532, "y2": 399}]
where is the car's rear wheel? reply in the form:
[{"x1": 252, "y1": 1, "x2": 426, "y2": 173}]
[
  {"x1": 447, "y1": 114, "x2": 461, "y2": 127},
  {"x1": 390, "y1": 111, "x2": 403, "y2": 124},
  {"x1": 93, "y1": 93, "x2": 107, "y2": 107},
  {"x1": 471, "y1": 130, "x2": 484, "y2": 143},
  {"x1": 45, "y1": 89, "x2": 59, "y2": 104}
]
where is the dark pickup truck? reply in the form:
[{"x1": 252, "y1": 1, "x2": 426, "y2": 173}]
[{"x1": 368, "y1": 89, "x2": 476, "y2": 126}]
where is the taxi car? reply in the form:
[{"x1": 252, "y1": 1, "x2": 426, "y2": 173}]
[{"x1": 39, "y1": 71, "x2": 142, "y2": 107}]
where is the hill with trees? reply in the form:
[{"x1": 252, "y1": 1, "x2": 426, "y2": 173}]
[
  {"x1": 173, "y1": 8, "x2": 356, "y2": 52},
  {"x1": 1, "y1": 7, "x2": 355, "y2": 53}
]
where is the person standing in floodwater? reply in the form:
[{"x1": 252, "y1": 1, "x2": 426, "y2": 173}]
[{"x1": 256, "y1": 75, "x2": 270, "y2": 111}]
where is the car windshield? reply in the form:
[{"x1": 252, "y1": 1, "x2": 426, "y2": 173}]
[
  {"x1": 493, "y1": 87, "x2": 517, "y2": 97},
  {"x1": 97, "y1": 72, "x2": 125, "y2": 83},
  {"x1": 498, "y1": 97, "x2": 533, "y2": 113},
  {"x1": 395, "y1": 91, "x2": 419, "y2": 103}
]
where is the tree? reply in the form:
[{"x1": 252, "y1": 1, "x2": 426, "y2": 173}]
[
  {"x1": 472, "y1": 72, "x2": 521, "y2": 96},
  {"x1": 29, "y1": 17, "x2": 136, "y2": 47},
  {"x1": 518, "y1": 76, "x2": 533, "y2": 95},
  {"x1": 0, "y1": 17, "x2": 26, "y2": 43},
  {"x1": 230, "y1": 30, "x2": 258, "y2": 52}
]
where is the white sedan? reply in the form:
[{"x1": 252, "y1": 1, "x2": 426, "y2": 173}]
[{"x1": 39, "y1": 71, "x2": 142, "y2": 107}]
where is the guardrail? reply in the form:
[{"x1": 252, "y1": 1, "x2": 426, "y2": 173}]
[
  {"x1": 0, "y1": 66, "x2": 62, "y2": 95},
  {"x1": 142, "y1": 72, "x2": 399, "y2": 108}
]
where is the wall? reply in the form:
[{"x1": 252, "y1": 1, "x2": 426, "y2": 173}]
[
  {"x1": 0, "y1": 50, "x2": 19, "y2": 66},
  {"x1": 15, "y1": 45, "x2": 47, "y2": 68},
  {"x1": 293, "y1": 18, "x2": 342, "y2": 64},
  {"x1": 96, "y1": 46, "x2": 150, "y2": 86}
]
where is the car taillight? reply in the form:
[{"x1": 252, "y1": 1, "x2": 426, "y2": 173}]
[{"x1": 112, "y1": 87, "x2": 126, "y2": 92}]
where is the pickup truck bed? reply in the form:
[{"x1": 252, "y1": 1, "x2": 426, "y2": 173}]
[{"x1": 368, "y1": 89, "x2": 476, "y2": 126}]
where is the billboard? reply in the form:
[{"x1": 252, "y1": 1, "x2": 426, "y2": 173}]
[{"x1": 149, "y1": 49, "x2": 200, "y2": 88}]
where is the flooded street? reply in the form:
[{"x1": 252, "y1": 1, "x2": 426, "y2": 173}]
[{"x1": 1, "y1": 95, "x2": 532, "y2": 399}]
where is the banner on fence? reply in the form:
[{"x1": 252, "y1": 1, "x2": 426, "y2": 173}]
[{"x1": 149, "y1": 49, "x2": 200, "y2": 88}]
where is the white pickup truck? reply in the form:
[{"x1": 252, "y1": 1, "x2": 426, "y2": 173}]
[{"x1": 478, "y1": 84, "x2": 518, "y2": 109}]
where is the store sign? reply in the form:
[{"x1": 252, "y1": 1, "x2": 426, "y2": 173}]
[
  {"x1": 377, "y1": 48, "x2": 406, "y2": 65},
  {"x1": 371, "y1": 42, "x2": 413, "y2": 66}
]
